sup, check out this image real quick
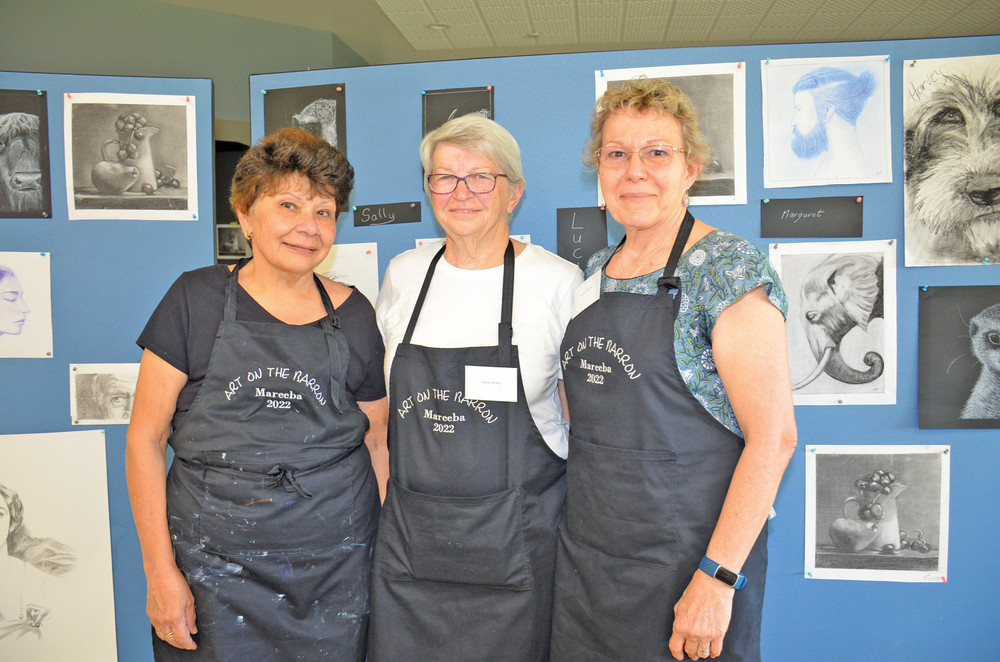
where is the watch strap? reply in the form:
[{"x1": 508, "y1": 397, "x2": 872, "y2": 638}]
[{"x1": 699, "y1": 555, "x2": 747, "y2": 590}]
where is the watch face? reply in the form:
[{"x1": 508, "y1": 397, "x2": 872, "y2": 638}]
[{"x1": 715, "y1": 566, "x2": 739, "y2": 586}]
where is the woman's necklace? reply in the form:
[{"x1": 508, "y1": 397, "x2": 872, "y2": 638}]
[{"x1": 623, "y1": 234, "x2": 674, "y2": 279}]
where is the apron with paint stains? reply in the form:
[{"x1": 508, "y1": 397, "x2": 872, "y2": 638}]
[
  {"x1": 550, "y1": 212, "x2": 767, "y2": 661},
  {"x1": 155, "y1": 262, "x2": 379, "y2": 662},
  {"x1": 368, "y1": 242, "x2": 566, "y2": 662}
]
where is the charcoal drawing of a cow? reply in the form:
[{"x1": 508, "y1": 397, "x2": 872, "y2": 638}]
[{"x1": 0, "y1": 112, "x2": 44, "y2": 215}]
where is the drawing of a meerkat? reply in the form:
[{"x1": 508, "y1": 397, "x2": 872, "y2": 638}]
[{"x1": 961, "y1": 301, "x2": 1000, "y2": 419}]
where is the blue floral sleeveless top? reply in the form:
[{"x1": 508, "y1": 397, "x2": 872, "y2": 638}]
[{"x1": 585, "y1": 230, "x2": 788, "y2": 438}]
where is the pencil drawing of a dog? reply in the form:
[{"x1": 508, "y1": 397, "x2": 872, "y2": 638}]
[{"x1": 904, "y1": 73, "x2": 1000, "y2": 265}]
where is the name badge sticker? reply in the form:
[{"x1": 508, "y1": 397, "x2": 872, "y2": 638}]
[
  {"x1": 464, "y1": 365, "x2": 518, "y2": 402},
  {"x1": 571, "y1": 272, "x2": 601, "y2": 319}
]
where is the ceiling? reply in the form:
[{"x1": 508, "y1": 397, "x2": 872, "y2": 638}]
[{"x1": 161, "y1": 0, "x2": 999, "y2": 65}]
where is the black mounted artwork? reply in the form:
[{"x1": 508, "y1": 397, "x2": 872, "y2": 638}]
[
  {"x1": 557, "y1": 206, "x2": 607, "y2": 270},
  {"x1": 0, "y1": 89, "x2": 51, "y2": 219},
  {"x1": 422, "y1": 86, "x2": 494, "y2": 136},
  {"x1": 263, "y1": 83, "x2": 347, "y2": 154},
  {"x1": 761, "y1": 196, "x2": 863, "y2": 238},
  {"x1": 918, "y1": 285, "x2": 1000, "y2": 428}
]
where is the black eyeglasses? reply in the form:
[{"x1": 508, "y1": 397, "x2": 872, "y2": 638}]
[{"x1": 427, "y1": 172, "x2": 508, "y2": 194}]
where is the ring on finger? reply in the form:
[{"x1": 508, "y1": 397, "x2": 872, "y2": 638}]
[
  {"x1": 698, "y1": 647, "x2": 710, "y2": 656},
  {"x1": 156, "y1": 631, "x2": 174, "y2": 639}
]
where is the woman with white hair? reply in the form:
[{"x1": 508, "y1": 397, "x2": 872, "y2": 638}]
[{"x1": 368, "y1": 114, "x2": 582, "y2": 661}]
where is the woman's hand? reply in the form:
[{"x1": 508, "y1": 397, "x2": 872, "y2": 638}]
[
  {"x1": 147, "y1": 563, "x2": 198, "y2": 650},
  {"x1": 667, "y1": 571, "x2": 733, "y2": 659}
]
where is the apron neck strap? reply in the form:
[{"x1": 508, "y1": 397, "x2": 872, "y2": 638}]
[
  {"x1": 497, "y1": 240, "x2": 515, "y2": 367},
  {"x1": 225, "y1": 258, "x2": 338, "y2": 324},
  {"x1": 401, "y1": 244, "x2": 447, "y2": 345},
  {"x1": 402, "y1": 240, "x2": 516, "y2": 367},
  {"x1": 657, "y1": 210, "x2": 695, "y2": 291}
]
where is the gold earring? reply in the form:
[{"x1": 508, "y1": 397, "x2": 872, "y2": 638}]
[{"x1": 245, "y1": 232, "x2": 253, "y2": 240}]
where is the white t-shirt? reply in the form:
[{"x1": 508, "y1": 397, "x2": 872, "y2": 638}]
[{"x1": 376, "y1": 242, "x2": 583, "y2": 458}]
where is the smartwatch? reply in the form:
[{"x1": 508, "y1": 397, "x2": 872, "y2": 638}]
[{"x1": 699, "y1": 556, "x2": 746, "y2": 590}]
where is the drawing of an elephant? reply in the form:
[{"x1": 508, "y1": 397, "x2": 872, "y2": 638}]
[{"x1": 794, "y1": 253, "x2": 884, "y2": 389}]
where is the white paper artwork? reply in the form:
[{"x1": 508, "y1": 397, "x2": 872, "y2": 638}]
[
  {"x1": 69, "y1": 363, "x2": 139, "y2": 425},
  {"x1": 0, "y1": 430, "x2": 117, "y2": 661},
  {"x1": 805, "y1": 444, "x2": 950, "y2": 583},
  {"x1": 0, "y1": 251, "x2": 52, "y2": 358},
  {"x1": 762, "y1": 55, "x2": 892, "y2": 188},
  {"x1": 595, "y1": 62, "x2": 747, "y2": 206},
  {"x1": 769, "y1": 240, "x2": 897, "y2": 405},
  {"x1": 64, "y1": 92, "x2": 198, "y2": 221},
  {"x1": 903, "y1": 54, "x2": 1000, "y2": 266},
  {"x1": 315, "y1": 242, "x2": 380, "y2": 307}
]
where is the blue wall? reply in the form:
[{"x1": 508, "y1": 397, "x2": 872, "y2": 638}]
[
  {"x1": 250, "y1": 34, "x2": 999, "y2": 658},
  {"x1": 0, "y1": 71, "x2": 214, "y2": 661}
]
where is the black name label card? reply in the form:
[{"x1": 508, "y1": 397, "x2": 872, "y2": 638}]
[
  {"x1": 761, "y1": 196, "x2": 863, "y2": 238},
  {"x1": 353, "y1": 201, "x2": 421, "y2": 227},
  {"x1": 557, "y1": 206, "x2": 608, "y2": 270}
]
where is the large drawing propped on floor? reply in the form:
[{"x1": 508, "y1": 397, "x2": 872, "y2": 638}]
[{"x1": 0, "y1": 430, "x2": 117, "y2": 661}]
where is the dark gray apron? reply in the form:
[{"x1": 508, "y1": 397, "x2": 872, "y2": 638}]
[
  {"x1": 550, "y1": 212, "x2": 767, "y2": 661},
  {"x1": 156, "y1": 261, "x2": 379, "y2": 662},
  {"x1": 368, "y1": 242, "x2": 566, "y2": 662}
]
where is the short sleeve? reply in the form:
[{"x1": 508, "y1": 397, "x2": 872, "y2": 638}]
[
  {"x1": 687, "y1": 233, "x2": 789, "y2": 339},
  {"x1": 136, "y1": 273, "x2": 195, "y2": 375},
  {"x1": 343, "y1": 290, "x2": 387, "y2": 402}
]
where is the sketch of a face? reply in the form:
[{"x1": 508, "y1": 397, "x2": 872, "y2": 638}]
[
  {"x1": 0, "y1": 493, "x2": 10, "y2": 550},
  {"x1": 791, "y1": 91, "x2": 828, "y2": 160},
  {"x1": 0, "y1": 269, "x2": 30, "y2": 335},
  {"x1": 93, "y1": 374, "x2": 134, "y2": 420},
  {"x1": 790, "y1": 68, "x2": 876, "y2": 172}
]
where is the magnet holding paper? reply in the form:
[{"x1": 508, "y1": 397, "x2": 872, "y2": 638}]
[
  {"x1": 262, "y1": 89, "x2": 267, "y2": 95},
  {"x1": 599, "y1": 204, "x2": 605, "y2": 211},
  {"x1": 856, "y1": 197, "x2": 863, "y2": 203},
  {"x1": 737, "y1": 63, "x2": 742, "y2": 69},
  {"x1": 336, "y1": 87, "x2": 342, "y2": 92},
  {"x1": 885, "y1": 55, "x2": 891, "y2": 61},
  {"x1": 921, "y1": 285, "x2": 928, "y2": 291},
  {"x1": 37, "y1": 90, "x2": 43, "y2": 95},
  {"x1": 763, "y1": 199, "x2": 769, "y2": 204},
  {"x1": 410, "y1": 203, "x2": 416, "y2": 208},
  {"x1": 600, "y1": 70, "x2": 605, "y2": 77},
  {"x1": 486, "y1": 86, "x2": 492, "y2": 91},
  {"x1": 421, "y1": 90, "x2": 426, "y2": 95},
  {"x1": 352, "y1": 205, "x2": 357, "y2": 211}
]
